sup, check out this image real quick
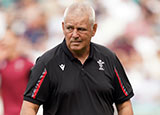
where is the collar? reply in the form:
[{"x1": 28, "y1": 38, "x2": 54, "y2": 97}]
[{"x1": 61, "y1": 39, "x2": 94, "y2": 61}]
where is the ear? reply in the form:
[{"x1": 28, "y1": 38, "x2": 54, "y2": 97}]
[
  {"x1": 62, "y1": 22, "x2": 65, "y2": 34},
  {"x1": 92, "y1": 23, "x2": 97, "y2": 37}
]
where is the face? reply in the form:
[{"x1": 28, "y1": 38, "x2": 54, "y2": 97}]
[
  {"x1": 0, "y1": 31, "x2": 18, "y2": 56},
  {"x1": 62, "y1": 13, "x2": 97, "y2": 54}
]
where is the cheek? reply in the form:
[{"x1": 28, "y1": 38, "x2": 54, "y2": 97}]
[
  {"x1": 64, "y1": 31, "x2": 72, "y2": 38},
  {"x1": 65, "y1": 34, "x2": 72, "y2": 42},
  {"x1": 82, "y1": 34, "x2": 92, "y2": 42},
  {"x1": 81, "y1": 37, "x2": 91, "y2": 47},
  {"x1": 65, "y1": 35, "x2": 71, "y2": 46}
]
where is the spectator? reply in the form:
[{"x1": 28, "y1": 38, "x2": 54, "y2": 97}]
[{"x1": 0, "y1": 29, "x2": 33, "y2": 115}]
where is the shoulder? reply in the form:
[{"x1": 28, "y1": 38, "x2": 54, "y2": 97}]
[
  {"x1": 92, "y1": 42, "x2": 116, "y2": 58},
  {"x1": 19, "y1": 57, "x2": 33, "y2": 67},
  {"x1": 36, "y1": 43, "x2": 63, "y2": 65}
]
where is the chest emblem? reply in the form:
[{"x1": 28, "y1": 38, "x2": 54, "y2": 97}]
[
  {"x1": 97, "y1": 59, "x2": 105, "y2": 70},
  {"x1": 59, "y1": 64, "x2": 65, "y2": 71}
]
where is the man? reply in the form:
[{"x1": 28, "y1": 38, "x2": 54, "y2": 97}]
[
  {"x1": 21, "y1": 2, "x2": 134, "y2": 115},
  {"x1": 0, "y1": 29, "x2": 33, "y2": 115}
]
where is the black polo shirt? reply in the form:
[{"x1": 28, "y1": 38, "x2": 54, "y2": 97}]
[{"x1": 24, "y1": 40, "x2": 134, "y2": 115}]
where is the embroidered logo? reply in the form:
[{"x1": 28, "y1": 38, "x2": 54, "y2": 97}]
[
  {"x1": 97, "y1": 59, "x2": 105, "y2": 70},
  {"x1": 59, "y1": 64, "x2": 65, "y2": 71}
]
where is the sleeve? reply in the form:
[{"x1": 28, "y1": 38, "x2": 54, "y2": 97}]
[
  {"x1": 112, "y1": 54, "x2": 134, "y2": 104},
  {"x1": 23, "y1": 57, "x2": 51, "y2": 105}
]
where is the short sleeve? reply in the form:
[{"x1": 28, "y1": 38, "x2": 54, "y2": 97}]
[
  {"x1": 113, "y1": 55, "x2": 134, "y2": 104},
  {"x1": 23, "y1": 57, "x2": 51, "y2": 105}
]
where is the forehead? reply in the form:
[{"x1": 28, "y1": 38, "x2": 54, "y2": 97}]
[{"x1": 64, "y1": 13, "x2": 90, "y2": 26}]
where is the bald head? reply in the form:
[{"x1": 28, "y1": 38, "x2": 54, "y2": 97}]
[{"x1": 63, "y1": 2, "x2": 96, "y2": 26}]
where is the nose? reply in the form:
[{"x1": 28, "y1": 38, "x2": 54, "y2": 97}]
[{"x1": 72, "y1": 29, "x2": 79, "y2": 38}]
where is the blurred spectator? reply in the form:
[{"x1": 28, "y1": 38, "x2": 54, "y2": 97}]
[
  {"x1": 19, "y1": 0, "x2": 48, "y2": 51},
  {"x1": 0, "y1": 29, "x2": 33, "y2": 115},
  {"x1": 109, "y1": 35, "x2": 142, "y2": 72}
]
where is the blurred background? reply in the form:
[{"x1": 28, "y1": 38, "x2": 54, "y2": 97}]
[{"x1": 0, "y1": 0, "x2": 160, "y2": 115}]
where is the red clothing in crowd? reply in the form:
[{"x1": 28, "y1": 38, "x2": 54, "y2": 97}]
[{"x1": 0, "y1": 57, "x2": 33, "y2": 115}]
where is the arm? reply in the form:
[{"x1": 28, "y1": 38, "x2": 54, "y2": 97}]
[
  {"x1": 116, "y1": 100, "x2": 133, "y2": 115},
  {"x1": 20, "y1": 100, "x2": 40, "y2": 115}
]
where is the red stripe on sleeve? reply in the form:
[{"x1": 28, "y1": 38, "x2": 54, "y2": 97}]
[
  {"x1": 32, "y1": 69, "x2": 47, "y2": 99},
  {"x1": 114, "y1": 68, "x2": 128, "y2": 96}
]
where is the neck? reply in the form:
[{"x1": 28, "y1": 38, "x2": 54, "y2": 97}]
[
  {"x1": 7, "y1": 51, "x2": 20, "y2": 61},
  {"x1": 72, "y1": 47, "x2": 90, "y2": 64}
]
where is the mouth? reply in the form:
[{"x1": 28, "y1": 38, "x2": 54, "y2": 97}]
[{"x1": 71, "y1": 41, "x2": 82, "y2": 45}]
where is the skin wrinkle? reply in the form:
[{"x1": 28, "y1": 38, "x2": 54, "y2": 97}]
[{"x1": 62, "y1": 5, "x2": 97, "y2": 64}]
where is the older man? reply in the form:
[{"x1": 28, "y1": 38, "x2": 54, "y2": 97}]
[{"x1": 20, "y1": 2, "x2": 134, "y2": 115}]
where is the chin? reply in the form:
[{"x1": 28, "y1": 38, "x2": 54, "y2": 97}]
[{"x1": 70, "y1": 46, "x2": 82, "y2": 52}]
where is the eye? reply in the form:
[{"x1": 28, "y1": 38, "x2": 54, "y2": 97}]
[
  {"x1": 77, "y1": 27, "x2": 87, "y2": 32},
  {"x1": 66, "y1": 26, "x2": 74, "y2": 31}
]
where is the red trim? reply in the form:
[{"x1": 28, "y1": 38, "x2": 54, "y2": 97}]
[
  {"x1": 114, "y1": 68, "x2": 128, "y2": 96},
  {"x1": 32, "y1": 70, "x2": 47, "y2": 99}
]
